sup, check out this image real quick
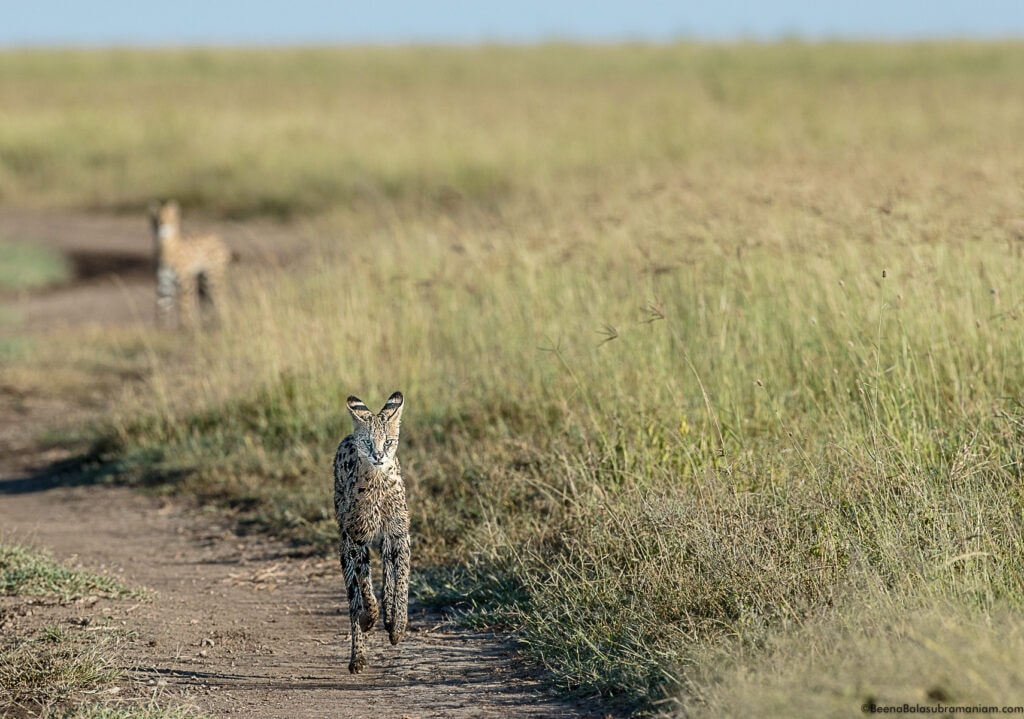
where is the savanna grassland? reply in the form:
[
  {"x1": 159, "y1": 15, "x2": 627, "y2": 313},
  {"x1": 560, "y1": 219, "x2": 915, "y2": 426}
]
[{"x1": 5, "y1": 42, "x2": 1024, "y2": 716}]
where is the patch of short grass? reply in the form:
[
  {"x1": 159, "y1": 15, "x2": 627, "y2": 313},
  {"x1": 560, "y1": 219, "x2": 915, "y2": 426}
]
[
  {"x1": 0, "y1": 544, "x2": 142, "y2": 602},
  {"x1": 64, "y1": 703, "x2": 209, "y2": 719},
  {"x1": 0, "y1": 626, "x2": 202, "y2": 719},
  {"x1": 0, "y1": 334, "x2": 31, "y2": 359},
  {"x1": 0, "y1": 628, "x2": 120, "y2": 716},
  {"x1": 0, "y1": 546, "x2": 191, "y2": 719},
  {"x1": 0, "y1": 241, "x2": 71, "y2": 291}
]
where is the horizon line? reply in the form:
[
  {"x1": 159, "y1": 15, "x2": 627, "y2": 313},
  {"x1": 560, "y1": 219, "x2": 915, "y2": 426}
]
[{"x1": 3, "y1": 33, "x2": 1024, "y2": 51}]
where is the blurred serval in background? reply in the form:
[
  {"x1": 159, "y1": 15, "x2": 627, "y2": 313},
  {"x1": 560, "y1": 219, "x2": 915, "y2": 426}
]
[{"x1": 149, "y1": 199, "x2": 232, "y2": 328}]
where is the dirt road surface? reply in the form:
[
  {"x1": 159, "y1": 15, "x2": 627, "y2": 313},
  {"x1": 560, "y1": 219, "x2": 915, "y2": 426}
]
[{"x1": 0, "y1": 209, "x2": 608, "y2": 719}]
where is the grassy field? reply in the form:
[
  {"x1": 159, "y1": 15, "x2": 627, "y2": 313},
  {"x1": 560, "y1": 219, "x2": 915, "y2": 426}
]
[{"x1": 5, "y1": 42, "x2": 1024, "y2": 715}]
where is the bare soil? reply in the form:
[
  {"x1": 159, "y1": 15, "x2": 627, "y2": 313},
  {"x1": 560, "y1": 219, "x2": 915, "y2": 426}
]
[{"x1": 0, "y1": 209, "x2": 609, "y2": 719}]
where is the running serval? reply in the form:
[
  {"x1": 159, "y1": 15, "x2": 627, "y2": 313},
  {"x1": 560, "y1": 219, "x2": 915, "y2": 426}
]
[{"x1": 333, "y1": 391, "x2": 410, "y2": 673}]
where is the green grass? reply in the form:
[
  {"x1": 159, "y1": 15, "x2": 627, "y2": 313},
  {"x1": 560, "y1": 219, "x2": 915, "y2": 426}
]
[
  {"x1": 0, "y1": 627, "x2": 202, "y2": 719},
  {"x1": 102, "y1": 216, "x2": 1024, "y2": 711},
  {"x1": 0, "y1": 242, "x2": 71, "y2": 291},
  {"x1": 0, "y1": 544, "x2": 142, "y2": 602},
  {"x1": 0, "y1": 630, "x2": 120, "y2": 714},
  {"x1": 1, "y1": 42, "x2": 1023, "y2": 219},
  {"x1": 6, "y1": 42, "x2": 1024, "y2": 715},
  {"x1": 0, "y1": 544, "x2": 134, "y2": 715},
  {"x1": 0, "y1": 545, "x2": 197, "y2": 718},
  {"x1": 0, "y1": 545, "x2": 125, "y2": 717}
]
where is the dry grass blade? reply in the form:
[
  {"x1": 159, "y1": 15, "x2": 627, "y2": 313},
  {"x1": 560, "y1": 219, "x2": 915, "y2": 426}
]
[
  {"x1": 596, "y1": 324, "x2": 619, "y2": 346},
  {"x1": 640, "y1": 299, "x2": 666, "y2": 323}
]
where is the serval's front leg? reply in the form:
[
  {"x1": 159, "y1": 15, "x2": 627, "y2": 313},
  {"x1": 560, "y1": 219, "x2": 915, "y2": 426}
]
[
  {"x1": 177, "y1": 272, "x2": 199, "y2": 328},
  {"x1": 381, "y1": 532, "x2": 410, "y2": 646},
  {"x1": 197, "y1": 267, "x2": 225, "y2": 327},
  {"x1": 340, "y1": 534, "x2": 378, "y2": 673},
  {"x1": 155, "y1": 266, "x2": 178, "y2": 328}
]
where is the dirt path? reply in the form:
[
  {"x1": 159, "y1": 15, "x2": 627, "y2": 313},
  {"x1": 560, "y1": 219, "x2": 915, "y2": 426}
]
[
  {"x1": 0, "y1": 467, "x2": 596, "y2": 718},
  {"x1": 0, "y1": 209, "x2": 607, "y2": 719}
]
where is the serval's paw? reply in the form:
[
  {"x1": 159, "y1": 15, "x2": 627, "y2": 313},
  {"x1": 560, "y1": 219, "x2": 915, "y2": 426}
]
[{"x1": 359, "y1": 603, "x2": 379, "y2": 632}]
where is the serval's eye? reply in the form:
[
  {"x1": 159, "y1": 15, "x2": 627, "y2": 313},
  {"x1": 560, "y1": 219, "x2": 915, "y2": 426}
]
[
  {"x1": 384, "y1": 439, "x2": 394, "y2": 450},
  {"x1": 363, "y1": 439, "x2": 373, "y2": 452}
]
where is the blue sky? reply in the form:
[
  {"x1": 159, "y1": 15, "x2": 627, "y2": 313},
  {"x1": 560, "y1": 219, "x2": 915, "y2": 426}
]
[{"x1": 3, "y1": 1, "x2": 1024, "y2": 46}]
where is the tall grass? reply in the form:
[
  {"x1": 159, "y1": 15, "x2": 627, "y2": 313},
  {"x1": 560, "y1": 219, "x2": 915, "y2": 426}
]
[
  {"x1": 8, "y1": 42, "x2": 1024, "y2": 714},
  {"x1": 106, "y1": 207, "x2": 1024, "y2": 709},
  {"x1": 680, "y1": 597, "x2": 1024, "y2": 717},
  {"x1": 2, "y1": 43, "x2": 1023, "y2": 217}
]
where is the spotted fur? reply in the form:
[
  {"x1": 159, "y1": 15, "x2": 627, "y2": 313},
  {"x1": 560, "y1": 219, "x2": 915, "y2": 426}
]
[
  {"x1": 333, "y1": 391, "x2": 410, "y2": 674},
  {"x1": 149, "y1": 200, "x2": 231, "y2": 328}
]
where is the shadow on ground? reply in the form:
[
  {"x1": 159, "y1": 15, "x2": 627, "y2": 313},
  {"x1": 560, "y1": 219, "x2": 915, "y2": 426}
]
[{"x1": 0, "y1": 447, "x2": 188, "y2": 496}]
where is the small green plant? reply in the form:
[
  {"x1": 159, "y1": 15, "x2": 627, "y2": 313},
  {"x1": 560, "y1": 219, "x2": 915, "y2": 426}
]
[
  {"x1": 0, "y1": 241, "x2": 71, "y2": 290},
  {"x1": 0, "y1": 544, "x2": 142, "y2": 602}
]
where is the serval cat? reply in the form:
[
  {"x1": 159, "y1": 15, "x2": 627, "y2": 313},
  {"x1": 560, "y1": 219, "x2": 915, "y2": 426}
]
[
  {"x1": 333, "y1": 391, "x2": 410, "y2": 673},
  {"x1": 149, "y1": 199, "x2": 231, "y2": 328}
]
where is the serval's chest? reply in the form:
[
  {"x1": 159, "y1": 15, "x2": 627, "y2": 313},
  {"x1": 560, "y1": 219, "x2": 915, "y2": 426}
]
[{"x1": 334, "y1": 440, "x2": 407, "y2": 544}]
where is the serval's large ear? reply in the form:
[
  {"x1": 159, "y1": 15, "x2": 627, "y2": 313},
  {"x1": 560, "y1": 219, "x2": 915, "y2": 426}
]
[
  {"x1": 347, "y1": 396, "x2": 373, "y2": 425},
  {"x1": 380, "y1": 391, "x2": 404, "y2": 427}
]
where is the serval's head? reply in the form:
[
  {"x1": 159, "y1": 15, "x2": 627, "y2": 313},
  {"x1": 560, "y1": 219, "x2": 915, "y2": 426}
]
[
  {"x1": 346, "y1": 392, "x2": 404, "y2": 469},
  {"x1": 149, "y1": 199, "x2": 181, "y2": 244}
]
